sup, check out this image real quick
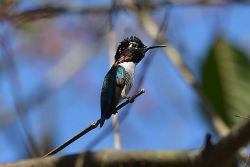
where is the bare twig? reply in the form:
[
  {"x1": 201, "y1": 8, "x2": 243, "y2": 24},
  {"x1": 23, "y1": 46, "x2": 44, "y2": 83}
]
[{"x1": 43, "y1": 89, "x2": 145, "y2": 157}]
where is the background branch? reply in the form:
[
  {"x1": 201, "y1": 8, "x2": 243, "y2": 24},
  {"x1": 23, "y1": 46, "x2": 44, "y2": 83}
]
[
  {"x1": 6, "y1": 1, "x2": 249, "y2": 25},
  {"x1": 109, "y1": 0, "x2": 121, "y2": 150},
  {"x1": 2, "y1": 115, "x2": 250, "y2": 167},
  {"x1": 125, "y1": 1, "x2": 230, "y2": 137}
]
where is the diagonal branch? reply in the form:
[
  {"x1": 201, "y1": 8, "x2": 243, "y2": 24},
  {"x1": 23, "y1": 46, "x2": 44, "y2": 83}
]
[
  {"x1": 42, "y1": 89, "x2": 145, "y2": 157},
  {"x1": 127, "y1": 2, "x2": 229, "y2": 137}
]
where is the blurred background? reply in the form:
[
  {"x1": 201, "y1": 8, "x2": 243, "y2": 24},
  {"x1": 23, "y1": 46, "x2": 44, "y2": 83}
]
[{"x1": 0, "y1": 0, "x2": 249, "y2": 163}]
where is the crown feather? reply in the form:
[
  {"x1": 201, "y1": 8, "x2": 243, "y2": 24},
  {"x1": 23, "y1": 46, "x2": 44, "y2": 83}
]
[{"x1": 114, "y1": 36, "x2": 145, "y2": 61}]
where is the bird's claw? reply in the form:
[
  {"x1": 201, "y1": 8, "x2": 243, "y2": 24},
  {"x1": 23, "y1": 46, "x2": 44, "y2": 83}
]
[{"x1": 126, "y1": 96, "x2": 134, "y2": 103}]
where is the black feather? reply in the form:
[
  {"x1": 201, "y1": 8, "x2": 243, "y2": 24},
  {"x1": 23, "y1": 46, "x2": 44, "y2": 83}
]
[{"x1": 114, "y1": 36, "x2": 145, "y2": 61}]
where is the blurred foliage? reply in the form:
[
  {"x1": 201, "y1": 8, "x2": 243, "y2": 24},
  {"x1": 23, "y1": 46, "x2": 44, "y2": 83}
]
[{"x1": 201, "y1": 38, "x2": 250, "y2": 127}]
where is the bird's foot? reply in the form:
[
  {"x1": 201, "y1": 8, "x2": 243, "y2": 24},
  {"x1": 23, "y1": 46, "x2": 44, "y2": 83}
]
[{"x1": 125, "y1": 96, "x2": 134, "y2": 103}]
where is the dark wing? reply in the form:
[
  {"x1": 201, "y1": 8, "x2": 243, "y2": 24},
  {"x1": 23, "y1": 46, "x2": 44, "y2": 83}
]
[{"x1": 100, "y1": 66, "x2": 125, "y2": 127}]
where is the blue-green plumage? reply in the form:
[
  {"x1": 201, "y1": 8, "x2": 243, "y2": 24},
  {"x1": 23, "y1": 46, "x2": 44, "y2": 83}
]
[
  {"x1": 100, "y1": 36, "x2": 167, "y2": 127},
  {"x1": 100, "y1": 66, "x2": 126, "y2": 127}
]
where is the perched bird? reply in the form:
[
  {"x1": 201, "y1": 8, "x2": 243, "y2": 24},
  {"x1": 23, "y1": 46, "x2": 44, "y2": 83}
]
[{"x1": 100, "y1": 36, "x2": 167, "y2": 127}]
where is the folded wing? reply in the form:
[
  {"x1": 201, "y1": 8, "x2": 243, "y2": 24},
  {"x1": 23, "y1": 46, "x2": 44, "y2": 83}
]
[{"x1": 100, "y1": 66, "x2": 125, "y2": 127}]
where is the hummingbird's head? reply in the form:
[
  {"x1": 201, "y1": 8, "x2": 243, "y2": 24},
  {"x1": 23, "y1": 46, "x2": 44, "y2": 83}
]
[{"x1": 114, "y1": 36, "x2": 167, "y2": 64}]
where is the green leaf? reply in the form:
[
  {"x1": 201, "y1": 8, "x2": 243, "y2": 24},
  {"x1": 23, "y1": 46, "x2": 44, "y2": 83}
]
[{"x1": 201, "y1": 38, "x2": 250, "y2": 127}]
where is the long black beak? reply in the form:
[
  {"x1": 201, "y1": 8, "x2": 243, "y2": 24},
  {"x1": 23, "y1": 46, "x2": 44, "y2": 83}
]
[{"x1": 144, "y1": 45, "x2": 167, "y2": 53}]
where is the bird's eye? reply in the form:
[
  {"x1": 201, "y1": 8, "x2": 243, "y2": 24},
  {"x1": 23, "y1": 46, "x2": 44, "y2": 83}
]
[{"x1": 129, "y1": 42, "x2": 138, "y2": 48}]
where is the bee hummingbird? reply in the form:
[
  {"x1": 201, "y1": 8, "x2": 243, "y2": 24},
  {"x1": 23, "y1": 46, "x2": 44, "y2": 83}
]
[{"x1": 100, "y1": 36, "x2": 167, "y2": 127}]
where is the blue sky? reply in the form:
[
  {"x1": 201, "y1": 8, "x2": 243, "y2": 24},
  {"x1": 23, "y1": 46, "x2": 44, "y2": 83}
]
[{"x1": 0, "y1": 1, "x2": 250, "y2": 163}]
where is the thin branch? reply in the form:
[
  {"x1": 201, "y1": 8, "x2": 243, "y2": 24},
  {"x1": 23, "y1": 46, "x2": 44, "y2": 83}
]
[{"x1": 43, "y1": 89, "x2": 145, "y2": 157}]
